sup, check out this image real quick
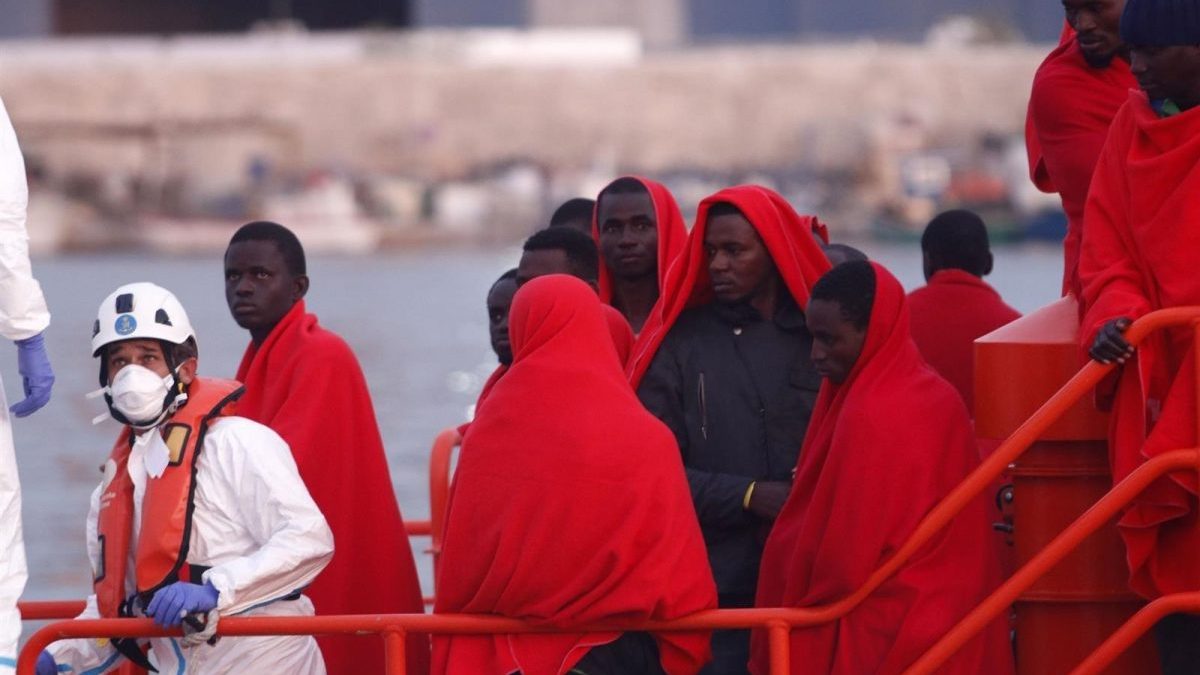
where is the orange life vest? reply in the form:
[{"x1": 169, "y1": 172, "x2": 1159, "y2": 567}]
[{"x1": 93, "y1": 377, "x2": 244, "y2": 618}]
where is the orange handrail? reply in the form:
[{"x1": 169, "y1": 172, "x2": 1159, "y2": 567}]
[
  {"x1": 904, "y1": 448, "x2": 1200, "y2": 674},
  {"x1": 19, "y1": 609, "x2": 808, "y2": 675},
  {"x1": 404, "y1": 520, "x2": 431, "y2": 536},
  {"x1": 1070, "y1": 591, "x2": 1200, "y2": 675},
  {"x1": 17, "y1": 601, "x2": 86, "y2": 621},
  {"x1": 903, "y1": 308, "x2": 1200, "y2": 673}
]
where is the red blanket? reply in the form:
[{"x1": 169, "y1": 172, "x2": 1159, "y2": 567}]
[
  {"x1": 1026, "y1": 32, "x2": 1135, "y2": 296},
  {"x1": 750, "y1": 263, "x2": 1012, "y2": 674},
  {"x1": 234, "y1": 300, "x2": 429, "y2": 674},
  {"x1": 627, "y1": 184, "x2": 832, "y2": 387},
  {"x1": 434, "y1": 275, "x2": 717, "y2": 675},
  {"x1": 592, "y1": 176, "x2": 688, "y2": 307},
  {"x1": 1079, "y1": 93, "x2": 1200, "y2": 598},
  {"x1": 907, "y1": 269, "x2": 1021, "y2": 414},
  {"x1": 458, "y1": 304, "x2": 633, "y2": 437}
]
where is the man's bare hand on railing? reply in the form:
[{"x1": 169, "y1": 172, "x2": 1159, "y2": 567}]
[{"x1": 1090, "y1": 317, "x2": 1135, "y2": 364}]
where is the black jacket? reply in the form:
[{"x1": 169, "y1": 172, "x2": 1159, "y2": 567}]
[{"x1": 637, "y1": 298, "x2": 821, "y2": 600}]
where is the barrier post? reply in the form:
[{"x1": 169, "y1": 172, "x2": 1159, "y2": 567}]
[
  {"x1": 428, "y1": 428, "x2": 461, "y2": 572},
  {"x1": 384, "y1": 628, "x2": 408, "y2": 675},
  {"x1": 767, "y1": 621, "x2": 790, "y2": 675}
]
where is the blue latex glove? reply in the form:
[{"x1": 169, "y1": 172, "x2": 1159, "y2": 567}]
[
  {"x1": 145, "y1": 581, "x2": 220, "y2": 629},
  {"x1": 35, "y1": 650, "x2": 57, "y2": 675},
  {"x1": 10, "y1": 332, "x2": 53, "y2": 417}
]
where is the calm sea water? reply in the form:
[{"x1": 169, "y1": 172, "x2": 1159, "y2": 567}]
[{"x1": 13, "y1": 241, "x2": 1064, "y2": 605}]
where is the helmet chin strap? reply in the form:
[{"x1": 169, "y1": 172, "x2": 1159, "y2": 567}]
[{"x1": 91, "y1": 366, "x2": 190, "y2": 429}]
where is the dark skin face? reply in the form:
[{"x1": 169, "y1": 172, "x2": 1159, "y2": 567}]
[
  {"x1": 1064, "y1": 0, "x2": 1128, "y2": 67},
  {"x1": 487, "y1": 278, "x2": 518, "y2": 366},
  {"x1": 224, "y1": 240, "x2": 309, "y2": 345},
  {"x1": 597, "y1": 191, "x2": 658, "y2": 282},
  {"x1": 807, "y1": 299, "x2": 868, "y2": 385},
  {"x1": 1129, "y1": 44, "x2": 1200, "y2": 111},
  {"x1": 704, "y1": 212, "x2": 781, "y2": 319}
]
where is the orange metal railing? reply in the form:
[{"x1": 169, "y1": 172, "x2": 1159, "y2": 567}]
[
  {"x1": 427, "y1": 428, "x2": 460, "y2": 571},
  {"x1": 17, "y1": 609, "x2": 808, "y2": 675},
  {"x1": 903, "y1": 308, "x2": 1200, "y2": 674},
  {"x1": 18, "y1": 308, "x2": 1200, "y2": 674}
]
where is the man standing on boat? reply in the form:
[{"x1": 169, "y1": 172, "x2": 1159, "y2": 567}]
[
  {"x1": 592, "y1": 176, "x2": 687, "y2": 334},
  {"x1": 907, "y1": 210, "x2": 1020, "y2": 416},
  {"x1": 1026, "y1": 0, "x2": 1134, "y2": 297},
  {"x1": 222, "y1": 221, "x2": 430, "y2": 675},
  {"x1": 1081, "y1": 0, "x2": 1200, "y2": 670},
  {"x1": 0, "y1": 95, "x2": 55, "y2": 674},
  {"x1": 38, "y1": 282, "x2": 332, "y2": 674},
  {"x1": 751, "y1": 261, "x2": 1012, "y2": 675},
  {"x1": 632, "y1": 185, "x2": 830, "y2": 673}
]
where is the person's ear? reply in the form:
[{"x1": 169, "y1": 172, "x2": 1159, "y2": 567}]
[
  {"x1": 922, "y1": 251, "x2": 934, "y2": 282},
  {"x1": 983, "y1": 252, "x2": 994, "y2": 277},
  {"x1": 293, "y1": 275, "x2": 310, "y2": 301},
  {"x1": 176, "y1": 357, "x2": 198, "y2": 386}
]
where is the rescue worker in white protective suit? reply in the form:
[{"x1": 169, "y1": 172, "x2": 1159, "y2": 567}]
[
  {"x1": 0, "y1": 95, "x2": 56, "y2": 673},
  {"x1": 37, "y1": 282, "x2": 333, "y2": 675}
]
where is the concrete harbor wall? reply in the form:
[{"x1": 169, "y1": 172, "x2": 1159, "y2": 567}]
[{"x1": 0, "y1": 32, "x2": 1053, "y2": 249}]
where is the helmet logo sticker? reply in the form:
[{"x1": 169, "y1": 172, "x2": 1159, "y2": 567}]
[{"x1": 114, "y1": 314, "x2": 137, "y2": 336}]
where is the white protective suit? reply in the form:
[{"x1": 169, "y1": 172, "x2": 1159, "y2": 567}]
[
  {"x1": 0, "y1": 96, "x2": 52, "y2": 672},
  {"x1": 49, "y1": 417, "x2": 334, "y2": 674}
]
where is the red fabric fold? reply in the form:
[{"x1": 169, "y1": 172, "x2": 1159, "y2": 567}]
[
  {"x1": 433, "y1": 275, "x2": 717, "y2": 675},
  {"x1": 592, "y1": 175, "x2": 688, "y2": 307},
  {"x1": 602, "y1": 303, "x2": 636, "y2": 364},
  {"x1": 907, "y1": 269, "x2": 1021, "y2": 414},
  {"x1": 627, "y1": 184, "x2": 832, "y2": 387},
  {"x1": 457, "y1": 304, "x2": 633, "y2": 437},
  {"x1": 750, "y1": 263, "x2": 1012, "y2": 675},
  {"x1": 1079, "y1": 92, "x2": 1200, "y2": 598},
  {"x1": 234, "y1": 300, "x2": 429, "y2": 675},
  {"x1": 1026, "y1": 30, "x2": 1135, "y2": 296}
]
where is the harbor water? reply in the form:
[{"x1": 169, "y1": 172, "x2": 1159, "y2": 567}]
[{"x1": 15, "y1": 241, "x2": 1064, "y2": 603}]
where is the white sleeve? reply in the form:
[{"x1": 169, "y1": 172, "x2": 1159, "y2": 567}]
[
  {"x1": 47, "y1": 486, "x2": 121, "y2": 674},
  {"x1": 200, "y1": 419, "x2": 334, "y2": 615},
  {"x1": 0, "y1": 96, "x2": 49, "y2": 341}
]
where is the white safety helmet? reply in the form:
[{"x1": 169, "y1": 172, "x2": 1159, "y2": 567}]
[
  {"x1": 91, "y1": 283, "x2": 197, "y2": 428},
  {"x1": 92, "y1": 282, "x2": 196, "y2": 358}
]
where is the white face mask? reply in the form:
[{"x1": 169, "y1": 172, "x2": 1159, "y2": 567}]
[{"x1": 108, "y1": 364, "x2": 179, "y2": 428}]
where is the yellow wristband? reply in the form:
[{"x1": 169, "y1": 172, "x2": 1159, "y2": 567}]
[{"x1": 743, "y1": 481, "x2": 757, "y2": 510}]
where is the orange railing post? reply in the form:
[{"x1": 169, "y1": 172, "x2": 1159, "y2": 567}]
[
  {"x1": 384, "y1": 628, "x2": 408, "y2": 675},
  {"x1": 428, "y1": 428, "x2": 461, "y2": 574},
  {"x1": 767, "y1": 620, "x2": 790, "y2": 675}
]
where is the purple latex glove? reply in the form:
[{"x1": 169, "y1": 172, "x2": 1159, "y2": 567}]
[
  {"x1": 35, "y1": 650, "x2": 58, "y2": 675},
  {"x1": 10, "y1": 332, "x2": 53, "y2": 417},
  {"x1": 145, "y1": 581, "x2": 219, "y2": 629}
]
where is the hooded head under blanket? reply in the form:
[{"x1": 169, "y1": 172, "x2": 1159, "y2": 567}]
[
  {"x1": 434, "y1": 275, "x2": 717, "y2": 675},
  {"x1": 626, "y1": 184, "x2": 831, "y2": 388}
]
